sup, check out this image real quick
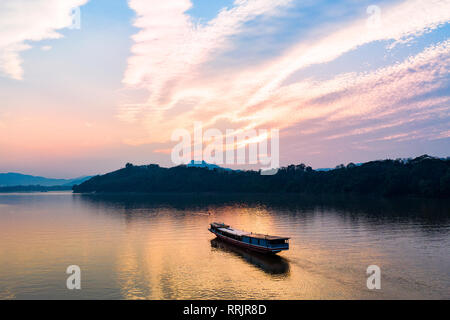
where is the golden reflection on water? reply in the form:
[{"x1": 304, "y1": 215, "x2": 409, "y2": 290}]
[
  {"x1": 0, "y1": 193, "x2": 449, "y2": 299},
  {"x1": 108, "y1": 204, "x2": 418, "y2": 299},
  {"x1": 112, "y1": 206, "x2": 290, "y2": 299}
]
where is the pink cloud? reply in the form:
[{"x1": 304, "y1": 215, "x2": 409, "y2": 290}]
[{"x1": 119, "y1": 0, "x2": 450, "y2": 164}]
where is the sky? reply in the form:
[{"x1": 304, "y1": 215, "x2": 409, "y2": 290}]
[{"x1": 0, "y1": 0, "x2": 449, "y2": 178}]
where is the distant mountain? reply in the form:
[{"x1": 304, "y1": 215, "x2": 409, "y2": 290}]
[
  {"x1": 316, "y1": 163, "x2": 362, "y2": 171},
  {"x1": 186, "y1": 160, "x2": 232, "y2": 171},
  {"x1": 73, "y1": 155, "x2": 450, "y2": 198},
  {"x1": 62, "y1": 176, "x2": 93, "y2": 186},
  {"x1": 0, "y1": 173, "x2": 92, "y2": 187},
  {"x1": 0, "y1": 185, "x2": 73, "y2": 193}
]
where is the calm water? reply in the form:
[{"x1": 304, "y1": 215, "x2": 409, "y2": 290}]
[{"x1": 0, "y1": 192, "x2": 449, "y2": 300}]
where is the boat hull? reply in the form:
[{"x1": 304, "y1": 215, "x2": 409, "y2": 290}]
[{"x1": 209, "y1": 229, "x2": 283, "y2": 254}]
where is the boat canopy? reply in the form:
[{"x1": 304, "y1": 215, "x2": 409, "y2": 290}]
[
  {"x1": 247, "y1": 233, "x2": 290, "y2": 241},
  {"x1": 212, "y1": 222, "x2": 290, "y2": 241},
  {"x1": 218, "y1": 227, "x2": 250, "y2": 237},
  {"x1": 211, "y1": 222, "x2": 230, "y2": 229}
]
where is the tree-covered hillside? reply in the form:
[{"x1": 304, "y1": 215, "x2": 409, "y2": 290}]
[{"x1": 73, "y1": 155, "x2": 450, "y2": 198}]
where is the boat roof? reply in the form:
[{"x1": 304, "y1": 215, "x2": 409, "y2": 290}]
[
  {"x1": 218, "y1": 227, "x2": 250, "y2": 237},
  {"x1": 217, "y1": 226, "x2": 290, "y2": 241},
  {"x1": 247, "y1": 233, "x2": 290, "y2": 241},
  {"x1": 211, "y1": 222, "x2": 229, "y2": 228}
]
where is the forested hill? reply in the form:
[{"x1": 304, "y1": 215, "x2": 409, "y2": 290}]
[{"x1": 72, "y1": 155, "x2": 450, "y2": 198}]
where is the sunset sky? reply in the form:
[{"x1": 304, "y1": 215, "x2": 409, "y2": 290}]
[{"x1": 0, "y1": 0, "x2": 449, "y2": 178}]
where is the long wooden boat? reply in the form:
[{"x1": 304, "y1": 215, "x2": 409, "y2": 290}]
[{"x1": 208, "y1": 222, "x2": 289, "y2": 254}]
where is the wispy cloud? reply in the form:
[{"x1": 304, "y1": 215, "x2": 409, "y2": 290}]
[
  {"x1": 0, "y1": 0, "x2": 88, "y2": 80},
  {"x1": 120, "y1": 0, "x2": 450, "y2": 151},
  {"x1": 242, "y1": 0, "x2": 450, "y2": 108},
  {"x1": 122, "y1": 0, "x2": 294, "y2": 112}
]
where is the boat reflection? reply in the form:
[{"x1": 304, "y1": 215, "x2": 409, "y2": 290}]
[{"x1": 210, "y1": 238, "x2": 290, "y2": 276}]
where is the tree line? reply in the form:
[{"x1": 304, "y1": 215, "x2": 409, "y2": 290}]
[{"x1": 72, "y1": 155, "x2": 450, "y2": 198}]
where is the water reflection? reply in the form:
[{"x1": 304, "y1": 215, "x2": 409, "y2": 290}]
[
  {"x1": 1, "y1": 192, "x2": 449, "y2": 299},
  {"x1": 210, "y1": 238, "x2": 290, "y2": 276},
  {"x1": 74, "y1": 193, "x2": 450, "y2": 230}
]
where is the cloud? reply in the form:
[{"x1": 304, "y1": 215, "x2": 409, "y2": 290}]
[
  {"x1": 120, "y1": 0, "x2": 450, "y2": 152},
  {"x1": 0, "y1": 0, "x2": 88, "y2": 80},
  {"x1": 241, "y1": 0, "x2": 450, "y2": 108},
  {"x1": 122, "y1": 0, "x2": 294, "y2": 108},
  {"x1": 248, "y1": 40, "x2": 450, "y2": 139}
]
